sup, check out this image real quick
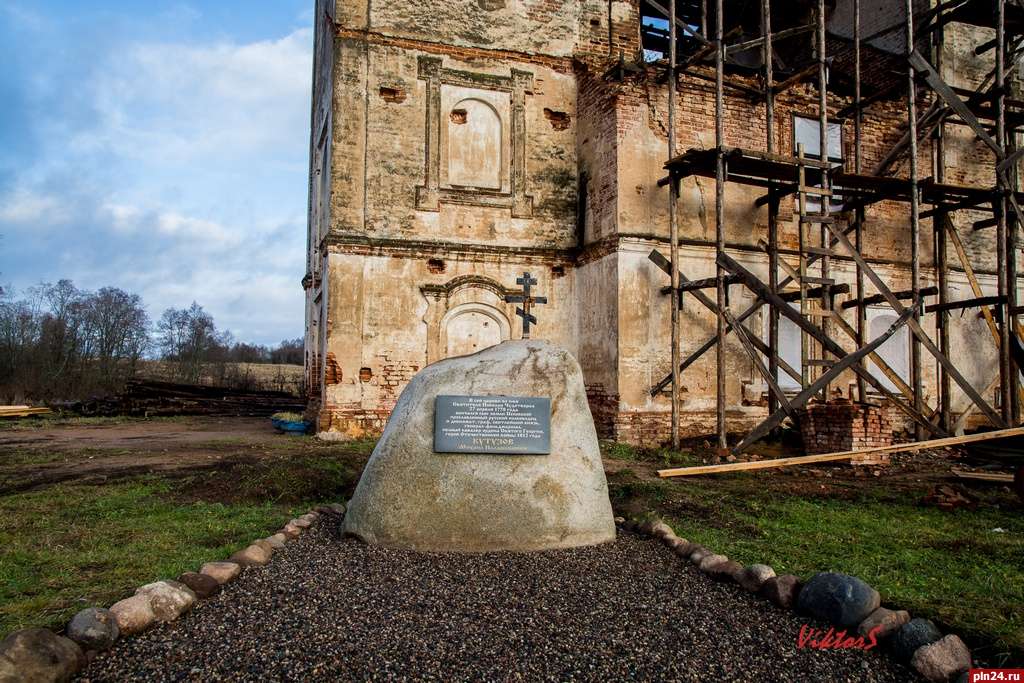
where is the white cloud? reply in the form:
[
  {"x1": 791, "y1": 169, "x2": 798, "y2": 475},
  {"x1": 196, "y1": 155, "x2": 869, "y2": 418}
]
[
  {"x1": 0, "y1": 188, "x2": 68, "y2": 225},
  {"x1": 0, "y1": 21, "x2": 312, "y2": 345},
  {"x1": 79, "y1": 28, "x2": 313, "y2": 167}
]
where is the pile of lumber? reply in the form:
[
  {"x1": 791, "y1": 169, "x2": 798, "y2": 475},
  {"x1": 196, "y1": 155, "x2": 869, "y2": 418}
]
[
  {"x1": 60, "y1": 380, "x2": 305, "y2": 418},
  {"x1": 0, "y1": 406, "x2": 53, "y2": 419}
]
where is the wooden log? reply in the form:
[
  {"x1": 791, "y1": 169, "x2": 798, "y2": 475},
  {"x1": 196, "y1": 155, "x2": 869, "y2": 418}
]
[{"x1": 658, "y1": 426, "x2": 1024, "y2": 477}]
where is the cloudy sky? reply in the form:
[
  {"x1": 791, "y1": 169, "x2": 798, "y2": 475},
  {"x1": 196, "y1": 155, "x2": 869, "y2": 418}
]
[{"x1": 0, "y1": 1, "x2": 313, "y2": 346}]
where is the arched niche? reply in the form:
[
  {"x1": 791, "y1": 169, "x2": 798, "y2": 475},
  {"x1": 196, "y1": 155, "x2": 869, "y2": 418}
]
[
  {"x1": 441, "y1": 302, "x2": 510, "y2": 358},
  {"x1": 421, "y1": 276, "x2": 514, "y2": 364},
  {"x1": 446, "y1": 98, "x2": 502, "y2": 190}
]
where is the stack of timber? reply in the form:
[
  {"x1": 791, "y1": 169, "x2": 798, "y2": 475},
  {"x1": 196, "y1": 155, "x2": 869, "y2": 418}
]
[
  {"x1": 0, "y1": 406, "x2": 53, "y2": 419},
  {"x1": 62, "y1": 380, "x2": 305, "y2": 418}
]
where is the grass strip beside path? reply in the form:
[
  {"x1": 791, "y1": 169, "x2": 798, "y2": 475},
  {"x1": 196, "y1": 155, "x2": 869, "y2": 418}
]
[{"x1": 0, "y1": 479, "x2": 296, "y2": 636}]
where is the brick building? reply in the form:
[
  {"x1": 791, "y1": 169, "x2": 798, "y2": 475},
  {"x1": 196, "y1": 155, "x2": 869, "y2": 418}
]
[{"x1": 304, "y1": 0, "x2": 1021, "y2": 444}]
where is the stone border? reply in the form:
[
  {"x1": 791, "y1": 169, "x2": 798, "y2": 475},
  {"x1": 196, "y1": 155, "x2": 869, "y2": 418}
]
[
  {"x1": 0, "y1": 504, "x2": 346, "y2": 681},
  {"x1": 621, "y1": 515, "x2": 973, "y2": 683}
]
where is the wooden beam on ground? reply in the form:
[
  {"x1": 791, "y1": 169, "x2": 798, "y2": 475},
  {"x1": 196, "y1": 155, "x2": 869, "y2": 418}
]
[
  {"x1": 658, "y1": 426, "x2": 1024, "y2": 477},
  {"x1": 951, "y1": 468, "x2": 1015, "y2": 483}
]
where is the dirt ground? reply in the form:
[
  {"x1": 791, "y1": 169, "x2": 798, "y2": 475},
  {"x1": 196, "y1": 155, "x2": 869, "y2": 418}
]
[
  {"x1": 0, "y1": 417, "x2": 322, "y2": 496},
  {"x1": 3, "y1": 416, "x2": 1018, "y2": 506}
]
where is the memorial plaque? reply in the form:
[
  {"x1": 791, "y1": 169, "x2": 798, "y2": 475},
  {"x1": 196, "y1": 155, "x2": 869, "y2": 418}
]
[{"x1": 434, "y1": 395, "x2": 551, "y2": 454}]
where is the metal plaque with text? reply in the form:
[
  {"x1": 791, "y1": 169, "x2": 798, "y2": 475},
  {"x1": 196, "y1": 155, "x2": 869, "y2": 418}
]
[{"x1": 433, "y1": 395, "x2": 551, "y2": 455}]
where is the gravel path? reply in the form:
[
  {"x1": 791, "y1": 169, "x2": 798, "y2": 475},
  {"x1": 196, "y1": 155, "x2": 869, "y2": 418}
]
[{"x1": 80, "y1": 523, "x2": 916, "y2": 682}]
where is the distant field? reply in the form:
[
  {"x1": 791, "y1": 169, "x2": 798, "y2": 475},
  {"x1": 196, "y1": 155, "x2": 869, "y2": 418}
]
[{"x1": 137, "y1": 361, "x2": 304, "y2": 395}]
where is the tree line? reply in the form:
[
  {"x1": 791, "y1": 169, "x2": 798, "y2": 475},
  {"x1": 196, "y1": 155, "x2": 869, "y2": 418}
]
[{"x1": 0, "y1": 280, "x2": 303, "y2": 403}]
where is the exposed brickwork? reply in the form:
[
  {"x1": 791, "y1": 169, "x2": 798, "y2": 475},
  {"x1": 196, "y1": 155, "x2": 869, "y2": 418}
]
[
  {"x1": 586, "y1": 384, "x2": 619, "y2": 439},
  {"x1": 324, "y1": 352, "x2": 342, "y2": 385},
  {"x1": 797, "y1": 402, "x2": 894, "y2": 462}
]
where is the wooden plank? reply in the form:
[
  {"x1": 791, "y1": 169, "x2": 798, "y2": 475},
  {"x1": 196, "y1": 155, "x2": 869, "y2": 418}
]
[
  {"x1": 658, "y1": 426, "x2": 1024, "y2": 477},
  {"x1": 951, "y1": 468, "x2": 1015, "y2": 483}
]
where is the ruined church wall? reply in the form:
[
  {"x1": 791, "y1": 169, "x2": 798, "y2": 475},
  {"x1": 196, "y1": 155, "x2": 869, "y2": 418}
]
[{"x1": 318, "y1": 250, "x2": 579, "y2": 439}]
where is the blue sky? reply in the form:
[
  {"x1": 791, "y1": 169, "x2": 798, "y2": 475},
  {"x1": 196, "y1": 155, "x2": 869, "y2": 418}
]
[{"x1": 0, "y1": 1, "x2": 314, "y2": 345}]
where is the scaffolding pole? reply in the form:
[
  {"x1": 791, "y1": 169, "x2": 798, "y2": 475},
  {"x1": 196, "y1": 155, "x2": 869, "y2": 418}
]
[
  {"x1": 854, "y1": 0, "x2": 868, "y2": 404},
  {"x1": 996, "y1": 0, "x2": 1013, "y2": 423},
  {"x1": 764, "y1": 0, "x2": 779, "y2": 420},
  {"x1": 669, "y1": 0, "x2": 681, "y2": 449},
  {"x1": 817, "y1": 0, "x2": 832, "y2": 400},
  {"x1": 933, "y1": 3, "x2": 952, "y2": 430},
  {"x1": 715, "y1": 0, "x2": 727, "y2": 450},
  {"x1": 906, "y1": 0, "x2": 925, "y2": 440}
]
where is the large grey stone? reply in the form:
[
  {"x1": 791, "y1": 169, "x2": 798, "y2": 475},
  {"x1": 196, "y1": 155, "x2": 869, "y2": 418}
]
[
  {"x1": 796, "y1": 572, "x2": 880, "y2": 626},
  {"x1": 344, "y1": 340, "x2": 616, "y2": 551},
  {"x1": 0, "y1": 628, "x2": 83, "y2": 683},
  {"x1": 66, "y1": 608, "x2": 118, "y2": 651}
]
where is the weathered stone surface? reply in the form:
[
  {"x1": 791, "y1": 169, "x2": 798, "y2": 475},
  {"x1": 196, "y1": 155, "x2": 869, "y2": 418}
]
[
  {"x1": 108, "y1": 594, "x2": 156, "y2": 636},
  {"x1": 697, "y1": 554, "x2": 729, "y2": 573},
  {"x1": 344, "y1": 340, "x2": 616, "y2": 551},
  {"x1": 0, "y1": 628, "x2": 83, "y2": 683},
  {"x1": 135, "y1": 581, "x2": 196, "y2": 622},
  {"x1": 264, "y1": 533, "x2": 287, "y2": 549},
  {"x1": 911, "y1": 635, "x2": 972, "y2": 682},
  {"x1": 705, "y1": 559, "x2": 743, "y2": 582},
  {"x1": 66, "y1": 608, "x2": 119, "y2": 651},
  {"x1": 675, "y1": 542, "x2": 697, "y2": 558},
  {"x1": 230, "y1": 544, "x2": 272, "y2": 567},
  {"x1": 688, "y1": 546, "x2": 712, "y2": 565},
  {"x1": 736, "y1": 564, "x2": 776, "y2": 593},
  {"x1": 760, "y1": 574, "x2": 802, "y2": 609},
  {"x1": 797, "y1": 572, "x2": 880, "y2": 626},
  {"x1": 327, "y1": 503, "x2": 346, "y2": 515},
  {"x1": 252, "y1": 539, "x2": 275, "y2": 555},
  {"x1": 650, "y1": 521, "x2": 673, "y2": 539},
  {"x1": 280, "y1": 525, "x2": 302, "y2": 540},
  {"x1": 291, "y1": 517, "x2": 312, "y2": 529},
  {"x1": 890, "y1": 618, "x2": 944, "y2": 664},
  {"x1": 177, "y1": 572, "x2": 221, "y2": 599},
  {"x1": 665, "y1": 537, "x2": 688, "y2": 553},
  {"x1": 858, "y1": 607, "x2": 910, "y2": 640},
  {"x1": 199, "y1": 561, "x2": 241, "y2": 585}
]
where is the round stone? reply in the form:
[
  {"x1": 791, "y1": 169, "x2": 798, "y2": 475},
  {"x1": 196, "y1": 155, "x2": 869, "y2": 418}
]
[
  {"x1": 177, "y1": 571, "x2": 222, "y2": 599},
  {"x1": 796, "y1": 572, "x2": 880, "y2": 627},
  {"x1": 135, "y1": 581, "x2": 196, "y2": 622},
  {"x1": 200, "y1": 561, "x2": 241, "y2": 585},
  {"x1": 108, "y1": 594, "x2": 156, "y2": 636},
  {"x1": 0, "y1": 628, "x2": 83, "y2": 682},
  {"x1": 890, "y1": 618, "x2": 943, "y2": 663},
  {"x1": 343, "y1": 340, "x2": 616, "y2": 551},
  {"x1": 66, "y1": 607, "x2": 119, "y2": 651},
  {"x1": 736, "y1": 564, "x2": 776, "y2": 593}
]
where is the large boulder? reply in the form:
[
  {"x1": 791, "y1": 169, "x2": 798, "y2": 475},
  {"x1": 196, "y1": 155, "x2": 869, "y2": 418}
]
[{"x1": 344, "y1": 340, "x2": 616, "y2": 552}]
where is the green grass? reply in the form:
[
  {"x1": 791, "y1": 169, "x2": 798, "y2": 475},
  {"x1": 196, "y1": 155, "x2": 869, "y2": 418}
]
[
  {"x1": 0, "y1": 478, "x2": 300, "y2": 635},
  {"x1": 668, "y1": 496, "x2": 1024, "y2": 655}
]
